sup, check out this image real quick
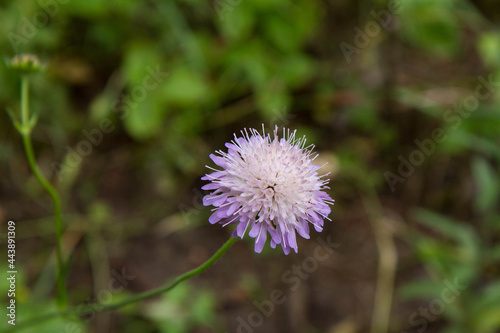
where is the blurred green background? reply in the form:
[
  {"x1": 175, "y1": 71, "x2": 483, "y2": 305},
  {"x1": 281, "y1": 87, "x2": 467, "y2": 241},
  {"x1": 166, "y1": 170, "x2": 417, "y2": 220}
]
[{"x1": 1, "y1": 0, "x2": 500, "y2": 332}]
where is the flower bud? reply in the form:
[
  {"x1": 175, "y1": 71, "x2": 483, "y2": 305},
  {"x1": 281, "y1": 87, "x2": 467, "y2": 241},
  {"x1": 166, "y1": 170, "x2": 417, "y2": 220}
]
[{"x1": 8, "y1": 54, "x2": 41, "y2": 74}]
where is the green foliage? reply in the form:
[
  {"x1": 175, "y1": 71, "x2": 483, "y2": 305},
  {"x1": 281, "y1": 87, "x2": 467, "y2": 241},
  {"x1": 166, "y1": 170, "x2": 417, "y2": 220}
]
[
  {"x1": 400, "y1": 199, "x2": 500, "y2": 333},
  {"x1": 478, "y1": 32, "x2": 500, "y2": 66},
  {"x1": 472, "y1": 157, "x2": 499, "y2": 213},
  {"x1": 398, "y1": 0, "x2": 461, "y2": 57},
  {"x1": 143, "y1": 282, "x2": 221, "y2": 333},
  {"x1": 2, "y1": 0, "x2": 500, "y2": 332},
  {"x1": 0, "y1": 268, "x2": 88, "y2": 332}
]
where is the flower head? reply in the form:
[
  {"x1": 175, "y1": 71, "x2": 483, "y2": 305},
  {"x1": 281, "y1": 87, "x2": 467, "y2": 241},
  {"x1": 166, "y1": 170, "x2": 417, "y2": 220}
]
[
  {"x1": 8, "y1": 54, "x2": 41, "y2": 74},
  {"x1": 202, "y1": 126, "x2": 334, "y2": 255}
]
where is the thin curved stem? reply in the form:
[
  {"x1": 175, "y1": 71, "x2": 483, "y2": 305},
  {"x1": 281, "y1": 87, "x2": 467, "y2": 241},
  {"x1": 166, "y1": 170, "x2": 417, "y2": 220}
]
[
  {"x1": 79, "y1": 237, "x2": 238, "y2": 314},
  {"x1": 5, "y1": 237, "x2": 238, "y2": 332},
  {"x1": 19, "y1": 76, "x2": 67, "y2": 310}
]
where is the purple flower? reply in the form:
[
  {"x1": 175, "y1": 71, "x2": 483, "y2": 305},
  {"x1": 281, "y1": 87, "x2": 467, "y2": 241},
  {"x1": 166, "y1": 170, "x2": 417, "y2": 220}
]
[{"x1": 202, "y1": 126, "x2": 334, "y2": 255}]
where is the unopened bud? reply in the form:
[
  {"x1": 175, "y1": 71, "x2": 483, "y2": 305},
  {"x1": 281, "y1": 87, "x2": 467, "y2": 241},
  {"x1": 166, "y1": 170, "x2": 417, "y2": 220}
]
[{"x1": 8, "y1": 54, "x2": 41, "y2": 73}]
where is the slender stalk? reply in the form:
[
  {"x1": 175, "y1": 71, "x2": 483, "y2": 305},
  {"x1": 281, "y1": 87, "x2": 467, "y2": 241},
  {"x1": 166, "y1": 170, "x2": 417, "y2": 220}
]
[
  {"x1": 21, "y1": 77, "x2": 29, "y2": 125},
  {"x1": 79, "y1": 237, "x2": 238, "y2": 314},
  {"x1": 363, "y1": 190, "x2": 397, "y2": 333},
  {"x1": 5, "y1": 237, "x2": 238, "y2": 332},
  {"x1": 19, "y1": 76, "x2": 67, "y2": 310}
]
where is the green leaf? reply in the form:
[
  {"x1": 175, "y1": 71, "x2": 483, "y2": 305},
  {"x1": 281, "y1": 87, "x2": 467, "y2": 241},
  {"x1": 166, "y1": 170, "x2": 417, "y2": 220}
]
[
  {"x1": 64, "y1": 0, "x2": 107, "y2": 17},
  {"x1": 279, "y1": 54, "x2": 315, "y2": 88},
  {"x1": 247, "y1": 0, "x2": 288, "y2": 10},
  {"x1": 256, "y1": 80, "x2": 290, "y2": 120},
  {"x1": 160, "y1": 67, "x2": 209, "y2": 106},
  {"x1": 470, "y1": 281, "x2": 500, "y2": 315},
  {"x1": 348, "y1": 103, "x2": 378, "y2": 132},
  {"x1": 412, "y1": 209, "x2": 481, "y2": 283},
  {"x1": 123, "y1": 42, "x2": 163, "y2": 86},
  {"x1": 459, "y1": 133, "x2": 500, "y2": 161},
  {"x1": 264, "y1": 16, "x2": 301, "y2": 52},
  {"x1": 123, "y1": 91, "x2": 166, "y2": 140},
  {"x1": 472, "y1": 157, "x2": 499, "y2": 213},
  {"x1": 399, "y1": 0, "x2": 460, "y2": 57},
  {"x1": 413, "y1": 209, "x2": 478, "y2": 253},
  {"x1": 192, "y1": 291, "x2": 217, "y2": 325},
  {"x1": 144, "y1": 283, "x2": 218, "y2": 333},
  {"x1": 486, "y1": 244, "x2": 500, "y2": 263},
  {"x1": 215, "y1": 1, "x2": 255, "y2": 42},
  {"x1": 398, "y1": 279, "x2": 444, "y2": 300},
  {"x1": 441, "y1": 326, "x2": 468, "y2": 333},
  {"x1": 0, "y1": 302, "x2": 88, "y2": 333},
  {"x1": 228, "y1": 40, "x2": 270, "y2": 88},
  {"x1": 472, "y1": 306, "x2": 500, "y2": 333},
  {"x1": 477, "y1": 32, "x2": 500, "y2": 67}
]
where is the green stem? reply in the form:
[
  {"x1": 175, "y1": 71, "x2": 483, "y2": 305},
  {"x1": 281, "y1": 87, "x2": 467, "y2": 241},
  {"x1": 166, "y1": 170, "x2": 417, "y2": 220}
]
[
  {"x1": 5, "y1": 237, "x2": 237, "y2": 332},
  {"x1": 19, "y1": 76, "x2": 67, "y2": 310},
  {"x1": 21, "y1": 77, "x2": 29, "y2": 125},
  {"x1": 79, "y1": 237, "x2": 237, "y2": 314}
]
